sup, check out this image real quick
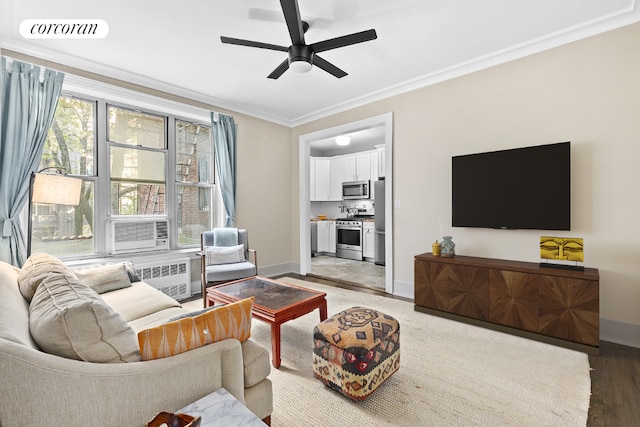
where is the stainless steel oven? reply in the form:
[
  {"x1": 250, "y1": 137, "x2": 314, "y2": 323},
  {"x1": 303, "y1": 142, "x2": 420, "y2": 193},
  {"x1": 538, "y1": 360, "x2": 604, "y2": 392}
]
[{"x1": 336, "y1": 219, "x2": 363, "y2": 261}]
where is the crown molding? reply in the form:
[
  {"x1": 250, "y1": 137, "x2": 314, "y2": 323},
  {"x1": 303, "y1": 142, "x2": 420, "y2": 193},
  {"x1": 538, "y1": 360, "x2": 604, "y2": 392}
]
[
  {"x1": 0, "y1": 43, "x2": 293, "y2": 127},
  {"x1": 289, "y1": 3, "x2": 640, "y2": 126},
  {"x1": 3, "y1": 2, "x2": 639, "y2": 128}
]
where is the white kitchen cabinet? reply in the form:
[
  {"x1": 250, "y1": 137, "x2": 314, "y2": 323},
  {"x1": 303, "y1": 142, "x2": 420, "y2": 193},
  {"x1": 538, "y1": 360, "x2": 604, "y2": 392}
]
[
  {"x1": 330, "y1": 157, "x2": 345, "y2": 201},
  {"x1": 343, "y1": 155, "x2": 356, "y2": 181},
  {"x1": 343, "y1": 152, "x2": 371, "y2": 182},
  {"x1": 370, "y1": 151, "x2": 379, "y2": 199},
  {"x1": 316, "y1": 220, "x2": 336, "y2": 253},
  {"x1": 376, "y1": 146, "x2": 386, "y2": 178},
  {"x1": 310, "y1": 157, "x2": 316, "y2": 200},
  {"x1": 317, "y1": 221, "x2": 329, "y2": 252},
  {"x1": 328, "y1": 220, "x2": 336, "y2": 253},
  {"x1": 371, "y1": 151, "x2": 379, "y2": 182},
  {"x1": 356, "y1": 153, "x2": 372, "y2": 182},
  {"x1": 312, "y1": 151, "x2": 378, "y2": 201},
  {"x1": 313, "y1": 157, "x2": 331, "y2": 201},
  {"x1": 363, "y1": 221, "x2": 375, "y2": 260}
]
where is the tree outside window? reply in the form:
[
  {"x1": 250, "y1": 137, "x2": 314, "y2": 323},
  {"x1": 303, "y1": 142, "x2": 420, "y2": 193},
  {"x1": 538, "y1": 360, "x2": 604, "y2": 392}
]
[{"x1": 33, "y1": 96, "x2": 95, "y2": 256}]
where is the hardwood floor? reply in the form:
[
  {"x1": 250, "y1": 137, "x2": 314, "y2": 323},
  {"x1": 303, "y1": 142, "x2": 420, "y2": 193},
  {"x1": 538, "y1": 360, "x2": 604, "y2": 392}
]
[
  {"x1": 280, "y1": 273, "x2": 640, "y2": 427},
  {"x1": 588, "y1": 341, "x2": 640, "y2": 426}
]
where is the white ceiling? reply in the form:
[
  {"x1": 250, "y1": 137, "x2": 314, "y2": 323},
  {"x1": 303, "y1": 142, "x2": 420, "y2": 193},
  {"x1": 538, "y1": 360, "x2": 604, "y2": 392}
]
[{"x1": 1, "y1": 1, "x2": 639, "y2": 127}]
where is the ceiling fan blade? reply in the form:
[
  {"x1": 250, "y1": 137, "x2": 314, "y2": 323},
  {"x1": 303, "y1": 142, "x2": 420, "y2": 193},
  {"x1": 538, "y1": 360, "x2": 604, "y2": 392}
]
[
  {"x1": 220, "y1": 36, "x2": 288, "y2": 52},
  {"x1": 313, "y1": 55, "x2": 347, "y2": 78},
  {"x1": 311, "y1": 29, "x2": 377, "y2": 53},
  {"x1": 280, "y1": 0, "x2": 306, "y2": 45},
  {"x1": 267, "y1": 59, "x2": 290, "y2": 79}
]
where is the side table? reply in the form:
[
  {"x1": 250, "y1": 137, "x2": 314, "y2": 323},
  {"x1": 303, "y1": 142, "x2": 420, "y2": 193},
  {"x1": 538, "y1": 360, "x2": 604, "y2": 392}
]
[{"x1": 179, "y1": 388, "x2": 266, "y2": 427}]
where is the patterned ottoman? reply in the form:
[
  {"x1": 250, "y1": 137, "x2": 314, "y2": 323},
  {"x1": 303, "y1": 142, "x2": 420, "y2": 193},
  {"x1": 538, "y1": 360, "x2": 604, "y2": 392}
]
[{"x1": 312, "y1": 306, "x2": 400, "y2": 400}]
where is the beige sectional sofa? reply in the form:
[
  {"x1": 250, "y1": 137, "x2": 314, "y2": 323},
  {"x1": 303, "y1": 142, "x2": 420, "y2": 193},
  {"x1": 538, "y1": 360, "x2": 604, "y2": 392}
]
[{"x1": 0, "y1": 257, "x2": 273, "y2": 426}]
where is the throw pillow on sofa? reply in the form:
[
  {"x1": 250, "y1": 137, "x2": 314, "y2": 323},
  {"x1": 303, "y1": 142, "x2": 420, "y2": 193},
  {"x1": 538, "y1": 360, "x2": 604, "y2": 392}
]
[
  {"x1": 73, "y1": 262, "x2": 132, "y2": 294},
  {"x1": 138, "y1": 296, "x2": 254, "y2": 360},
  {"x1": 29, "y1": 271, "x2": 141, "y2": 363},
  {"x1": 17, "y1": 253, "x2": 74, "y2": 302}
]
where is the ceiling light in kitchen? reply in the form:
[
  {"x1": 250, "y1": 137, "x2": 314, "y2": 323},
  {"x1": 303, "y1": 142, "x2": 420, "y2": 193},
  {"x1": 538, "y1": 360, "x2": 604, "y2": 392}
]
[{"x1": 336, "y1": 135, "x2": 350, "y2": 146}]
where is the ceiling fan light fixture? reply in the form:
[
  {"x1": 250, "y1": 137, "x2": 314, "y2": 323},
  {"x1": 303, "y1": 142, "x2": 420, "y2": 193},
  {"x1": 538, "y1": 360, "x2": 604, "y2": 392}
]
[
  {"x1": 290, "y1": 59, "x2": 312, "y2": 73},
  {"x1": 220, "y1": 0, "x2": 377, "y2": 79},
  {"x1": 336, "y1": 135, "x2": 351, "y2": 146}
]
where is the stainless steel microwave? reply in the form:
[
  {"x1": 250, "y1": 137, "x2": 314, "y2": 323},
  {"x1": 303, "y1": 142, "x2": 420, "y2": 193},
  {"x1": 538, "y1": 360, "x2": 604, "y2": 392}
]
[{"x1": 342, "y1": 180, "x2": 370, "y2": 200}]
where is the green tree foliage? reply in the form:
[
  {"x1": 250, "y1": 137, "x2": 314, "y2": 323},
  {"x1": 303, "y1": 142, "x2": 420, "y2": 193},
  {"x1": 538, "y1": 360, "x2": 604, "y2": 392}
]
[{"x1": 41, "y1": 97, "x2": 94, "y2": 236}]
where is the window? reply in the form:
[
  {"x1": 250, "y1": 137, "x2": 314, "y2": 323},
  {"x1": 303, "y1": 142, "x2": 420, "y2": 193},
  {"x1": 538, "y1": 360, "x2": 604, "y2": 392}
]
[
  {"x1": 30, "y1": 93, "x2": 218, "y2": 258},
  {"x1": 33, "y1": 96, "x2": 96, "y2": 257},
  {"x1": 175, "y1": 120, "x2": 214, "y2": 246},
  {"x1": 108, "y1": 106, "x2": 167, "y2": 215}
]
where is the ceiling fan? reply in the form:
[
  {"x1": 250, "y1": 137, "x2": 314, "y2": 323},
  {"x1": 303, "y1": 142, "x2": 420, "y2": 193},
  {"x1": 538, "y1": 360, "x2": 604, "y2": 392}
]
[{"x1": 220, "y1": 0, "x2": 377, "y2": 79}]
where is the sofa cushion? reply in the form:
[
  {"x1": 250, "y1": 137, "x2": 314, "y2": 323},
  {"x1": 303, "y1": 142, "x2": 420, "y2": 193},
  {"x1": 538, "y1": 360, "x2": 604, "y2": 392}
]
[
  {"x1": 29, "y1": 271, "x2": 141, "y2": 363},
  {"x1": 127, "y1": 307, "x2": 191, "y2": 333},
  {"x1": 241, "y1": 339, "x2": 272, "y2": 388},
  {"x1": 73, "y1": 263, "x2": 132, "y2": 294},
  {"x1": 0, "y1": 261, "x2": 36, "y2": 347},
  {"x1": 204, "y1": 261, "x2": 257, "y2": 283},
  {"x1": 169, "y1": 303, "x2": 225, "y2": 321},
  {"x1": 100, "y1": 281, "x2": 182, "y2": 322},
  {"x1": 137, "y1": 297, "x2": 254, "y2": 360},
  {"x1": 17, "y1": 253, "x2": 74, "y2": 302},
  {"x1": 123, "y1": 260, "x2": 141, "y2": 282}
]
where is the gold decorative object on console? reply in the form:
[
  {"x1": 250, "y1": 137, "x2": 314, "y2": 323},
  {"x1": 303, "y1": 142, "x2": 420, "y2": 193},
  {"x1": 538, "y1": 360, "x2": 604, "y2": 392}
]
[
  {"x1": 540, "y1": 236, "x2": 584, "y2": 269},
  {"x1": 432, "y1": 240, "x2": 441, "y2": 256}
]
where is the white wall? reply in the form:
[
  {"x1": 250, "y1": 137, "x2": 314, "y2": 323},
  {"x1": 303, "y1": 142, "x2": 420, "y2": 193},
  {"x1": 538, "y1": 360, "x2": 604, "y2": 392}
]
[{"x1": 291, "y1": 23, "x2": 640, "y2": 345}]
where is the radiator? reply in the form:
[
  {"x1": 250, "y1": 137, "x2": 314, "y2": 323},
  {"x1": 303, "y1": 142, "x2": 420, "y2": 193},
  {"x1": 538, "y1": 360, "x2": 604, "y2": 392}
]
[{"x1": 134, "y1": 257, "x2": 191, "y2": 301}]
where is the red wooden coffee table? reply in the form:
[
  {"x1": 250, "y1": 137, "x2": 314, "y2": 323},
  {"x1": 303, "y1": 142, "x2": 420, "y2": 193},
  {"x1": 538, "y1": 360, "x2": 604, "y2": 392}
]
[{"x1": 206, "y1": 276, "x2": 327, "y2": 368}]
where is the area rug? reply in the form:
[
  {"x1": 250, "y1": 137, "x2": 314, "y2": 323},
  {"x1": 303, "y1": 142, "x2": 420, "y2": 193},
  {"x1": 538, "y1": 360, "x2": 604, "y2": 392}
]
[{"x1": 189, "y1": 277, "x2": 591, "y2": 426}]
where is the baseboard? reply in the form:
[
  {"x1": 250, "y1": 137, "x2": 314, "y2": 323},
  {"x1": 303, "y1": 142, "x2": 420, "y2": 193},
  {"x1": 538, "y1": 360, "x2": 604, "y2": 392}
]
[
  {"x1": 258, "y1": 262, "x2": 299, "y2": 278},
  {"x1": 392, "y1": 279, "x2": 414, "y2": 300},
  {"x1": 600, "y1": 317, "x2": 640, "y2": 348}
]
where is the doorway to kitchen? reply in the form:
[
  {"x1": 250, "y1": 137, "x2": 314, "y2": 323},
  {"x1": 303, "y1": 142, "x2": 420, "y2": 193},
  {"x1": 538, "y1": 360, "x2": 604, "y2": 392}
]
[{"x1": 298, "y1": 113, "x2": 393, "y2": 294}]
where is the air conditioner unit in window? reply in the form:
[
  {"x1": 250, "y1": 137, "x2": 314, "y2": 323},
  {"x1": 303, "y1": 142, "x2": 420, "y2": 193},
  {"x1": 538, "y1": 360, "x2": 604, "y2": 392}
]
[{"x1": 109, "y1": 218, "x2": 169, "y2": 254}]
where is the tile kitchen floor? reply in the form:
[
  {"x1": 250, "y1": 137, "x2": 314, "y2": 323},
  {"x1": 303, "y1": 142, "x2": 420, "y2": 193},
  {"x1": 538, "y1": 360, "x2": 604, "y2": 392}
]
[{"x1": 310, "y1": 255, "x2": 385, "y2": 289}]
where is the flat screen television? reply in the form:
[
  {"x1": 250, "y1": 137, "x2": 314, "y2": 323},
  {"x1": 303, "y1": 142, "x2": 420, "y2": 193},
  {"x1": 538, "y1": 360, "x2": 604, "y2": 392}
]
[{"x1": 452, "y1": 141, "x2": 570, "y2": 230}]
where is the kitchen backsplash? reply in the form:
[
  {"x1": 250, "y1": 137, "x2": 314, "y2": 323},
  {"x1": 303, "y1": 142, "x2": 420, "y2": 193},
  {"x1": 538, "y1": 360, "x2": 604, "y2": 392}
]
[{"x1": 311, "y1": 200, "x2": 374, "y2": 219}]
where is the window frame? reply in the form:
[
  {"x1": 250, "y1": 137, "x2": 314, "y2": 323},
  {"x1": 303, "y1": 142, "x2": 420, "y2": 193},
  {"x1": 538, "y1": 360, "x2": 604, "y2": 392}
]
[
  {"x1": 106, "y1": 103, "x2": 169, "y2": 217},
  {"x1": 174, "y1": 118, "x2": 215, "y2": 247},
  {"x1": 32, "y1": 89, "x2": 218, "y2": 260},
  {"x1": 33, "y1": 93, "x2": 99, "y2": 257}
]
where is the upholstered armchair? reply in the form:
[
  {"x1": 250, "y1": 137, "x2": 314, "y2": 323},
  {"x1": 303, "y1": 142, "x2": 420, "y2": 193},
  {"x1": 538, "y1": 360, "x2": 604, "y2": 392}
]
[{"x1": 200, "y1": 228, "x2": 257, "y2": 307}]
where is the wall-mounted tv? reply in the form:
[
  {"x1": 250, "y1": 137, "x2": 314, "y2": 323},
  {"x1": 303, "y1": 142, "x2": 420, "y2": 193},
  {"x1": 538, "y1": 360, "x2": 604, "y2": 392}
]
[{"x1": 452, "y1": 141, "x2": 570, "y2": 230}]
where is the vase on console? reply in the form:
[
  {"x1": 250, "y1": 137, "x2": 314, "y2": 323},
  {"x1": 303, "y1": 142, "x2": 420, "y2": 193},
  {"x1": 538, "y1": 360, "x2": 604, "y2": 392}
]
[{"x1": 441, "y1": 236, "x2": 455, "y2": 257}]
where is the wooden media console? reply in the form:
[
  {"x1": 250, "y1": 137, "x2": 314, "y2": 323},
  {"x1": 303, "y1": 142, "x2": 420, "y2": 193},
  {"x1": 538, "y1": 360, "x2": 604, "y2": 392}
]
[{"x1": 414, "y1": 253, "x2": 599, "y2": 354}]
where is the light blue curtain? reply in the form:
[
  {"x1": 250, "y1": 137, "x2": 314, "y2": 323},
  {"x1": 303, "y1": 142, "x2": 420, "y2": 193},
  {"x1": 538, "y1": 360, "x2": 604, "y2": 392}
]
[
  {"x1": 211, "y1": 113, "x2": 237, "y2": 227},
  {"x1": 0, "y1": 58, "x2": 65, "y2": 266}
]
